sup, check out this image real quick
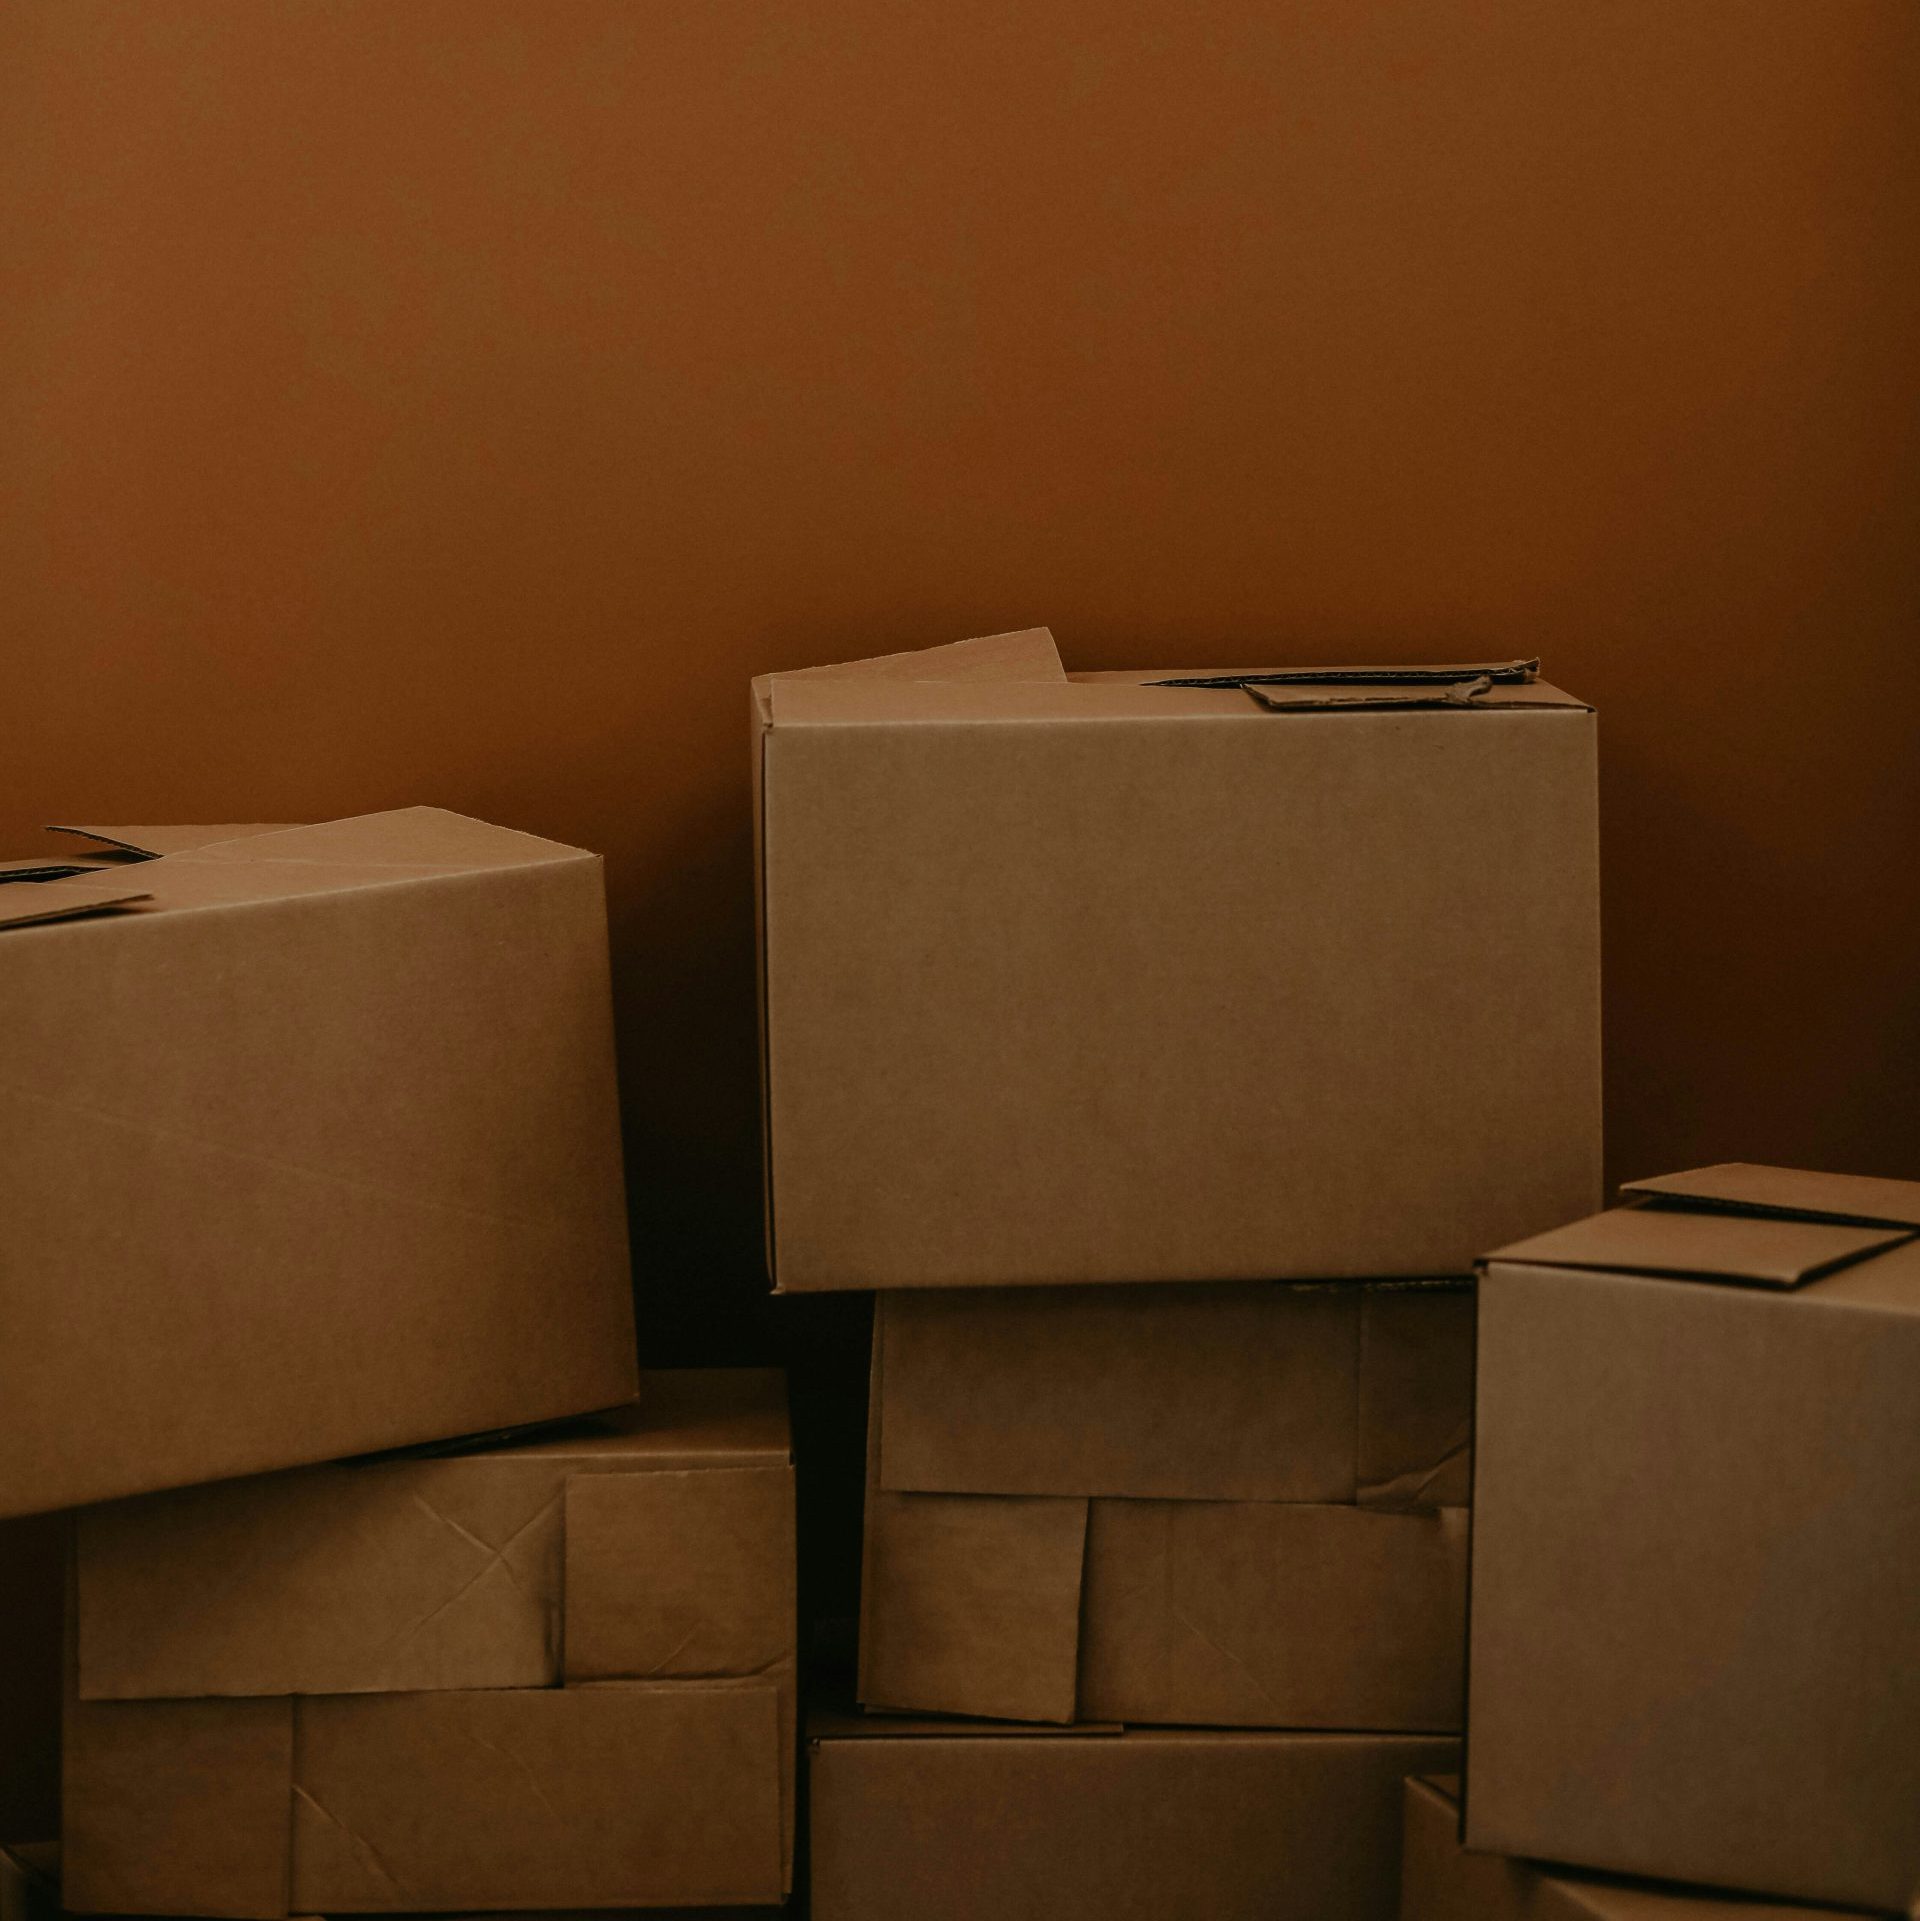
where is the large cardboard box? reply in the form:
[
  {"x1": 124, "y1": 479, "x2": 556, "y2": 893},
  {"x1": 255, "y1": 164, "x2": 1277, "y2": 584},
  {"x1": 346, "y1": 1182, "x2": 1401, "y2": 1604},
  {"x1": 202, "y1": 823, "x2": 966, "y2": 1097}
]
[
  {"x1": 1400, "y1": 1777, "x2": 1871, "y2": 1921},
  {"x1": 1467, "y1": 1165, "x2": 1920, "y2": 1912},
  {"x1": 63, "y1": 1371, "x2": 796, "y2": 1917},
  {"x1": 859, "y1": 1282, "x2": 1472, "y2": 1726},
  {"x1": 811, "y1": 1713, "x2": 1457, "y2": 1921},
  {"x1": 753, "y1": 628, "x2": 1599, "y2": 1291},
  {"x1": 0, "y1": 809, "x2": 639, "y2": 1519}
]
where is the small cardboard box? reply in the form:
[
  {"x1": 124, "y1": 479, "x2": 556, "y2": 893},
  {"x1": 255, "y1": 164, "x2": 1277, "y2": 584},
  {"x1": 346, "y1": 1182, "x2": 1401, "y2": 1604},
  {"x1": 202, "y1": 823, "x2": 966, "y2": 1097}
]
[
  {"x1": 859, "y1": 1282, "x2": 1472, "y2": 1726},
  {"x1": 0, "y1": 809, "x2": 639, "y2": 1519},
  {"x1": 1466, "y1": 1165, "x2": 1920, "y2": 1913},
  {"x1": 810, "y1": 1713, "x2": 1457, "y2": 1921},
  {"x1": 1400, "y1": 1776, "x2": 1872, "y2": 1921},
  {"x1": 63, "y1": 1371, "x2": 796, "y2": 1917},
  {"x1": 753, "y1": 628, "x2": 1599, "y2": 1290}
]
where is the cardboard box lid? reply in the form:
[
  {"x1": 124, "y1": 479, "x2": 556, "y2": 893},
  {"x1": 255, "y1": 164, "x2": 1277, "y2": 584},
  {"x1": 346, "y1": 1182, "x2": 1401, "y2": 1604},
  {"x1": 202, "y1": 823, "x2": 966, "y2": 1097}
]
[
  {"x1": 0, "y1": 811, "x2": 596, "y2": 933},
  {"x1": 875, "y1": 1282, "x2": 1473, "y2": 1507},
  {"x1": 1492, "y1": 1163, "x2": 1920, "y2": 1288},
  {"x1": 75, "y1": 1371, "x2": 790, "y2": 1703}
]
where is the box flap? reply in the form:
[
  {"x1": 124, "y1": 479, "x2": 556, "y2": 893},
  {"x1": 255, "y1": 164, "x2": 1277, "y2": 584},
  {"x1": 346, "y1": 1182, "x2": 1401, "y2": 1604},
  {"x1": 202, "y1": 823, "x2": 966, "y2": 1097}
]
[
  {"x1": 0, "y1": 878, "x2": 151, "y2": 930},
  {"x1": 1621, "y1": 1162, "x2": 1920, "y2": 1231},
  {"x1": 858, "y1": 1491, "x2": 1086, "y2": 1724},
  {"x1": 46, "y1": 825, "x2": 300, "y2": 859},
  {"x1": 1492, "y1": 1203, "x2": 1912, "y2": 1288},
  {"x1": 1152, "y1": 657, "x2": 1542, "y2": 688},
  {"x1": 1078, "y1": 1500, "x2": 1468, "y2": 1731},
  {"x1": 764, "y1": 625, "x2": 1066, "y2": 689}
]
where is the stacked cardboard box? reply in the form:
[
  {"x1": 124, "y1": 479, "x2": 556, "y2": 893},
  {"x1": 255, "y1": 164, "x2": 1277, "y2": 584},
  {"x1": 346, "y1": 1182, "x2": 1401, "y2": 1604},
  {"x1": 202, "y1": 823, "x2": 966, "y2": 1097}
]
[
  {"x1": 1465, "y1": 1163, "x2": 1920, "y2": 1914},
  {"x1": 0, "y1": 810, "x2": 797, "y2": 1914},
  {"x1": 755, "y1": 630, "x2": 1604, "y2": 1918}
]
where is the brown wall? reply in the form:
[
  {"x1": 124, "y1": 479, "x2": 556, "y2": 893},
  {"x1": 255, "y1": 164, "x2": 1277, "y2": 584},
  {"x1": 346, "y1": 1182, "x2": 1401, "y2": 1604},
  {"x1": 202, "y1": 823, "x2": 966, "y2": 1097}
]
[{"x1": 4, "y1": 0, "x2": 1917, "y2": 1837}]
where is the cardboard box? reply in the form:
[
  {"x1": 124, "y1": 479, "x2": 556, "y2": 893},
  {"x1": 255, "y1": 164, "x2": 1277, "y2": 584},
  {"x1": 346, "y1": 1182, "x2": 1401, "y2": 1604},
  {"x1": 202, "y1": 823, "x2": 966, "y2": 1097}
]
[
  {"x1": 1466, "y1": 1165, "x2": 1920, "y2": 1912},
  {"x1": 811, "y1": 1713, "x2": 1458, "y2": 1921},
  {"x1": 0, "y1": 809, "x2": 639, "y2": 1519},
  {"x1": 63, "y1": 1371, "x2": 796, "y2": 1917},
  {"x1": 859, "y1": 1283, "x2": 1472, "y2": 1726},
  {"x1": 1400, "y1": 1777, "x2": 1872, "y2": 1921},
  {"x1": 753, "y1": 628, "x2": 1599, "y2": 1290}
]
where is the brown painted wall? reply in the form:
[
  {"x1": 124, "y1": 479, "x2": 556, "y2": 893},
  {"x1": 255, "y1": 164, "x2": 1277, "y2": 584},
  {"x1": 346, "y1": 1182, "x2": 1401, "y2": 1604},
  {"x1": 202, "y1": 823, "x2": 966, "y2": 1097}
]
[{"x1": 4, "y1": 0, "x2": 1917, "y2": 1837}]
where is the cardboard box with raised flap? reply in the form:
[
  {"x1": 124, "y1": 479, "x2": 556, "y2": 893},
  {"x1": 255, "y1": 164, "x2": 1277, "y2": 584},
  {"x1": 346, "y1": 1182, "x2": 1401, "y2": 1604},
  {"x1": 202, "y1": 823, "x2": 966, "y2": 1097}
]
[
  {"x1": 858, "y1": 1280, "x2": 1472, "y2": 1727},
  {"x1": 62, "y1": 1371, "x2": 796, "y2": 1917},
  {"x1": 810, "y1": 1712, "x2": 1456, "y2": 1921},
  {"x1": 753, "y1": 629, "x2": 1600, "y2": 1290},
  {"x1": 0, "y1": 808, "x2": 638, "y2": 1519},
  {"x1": 1401, "y1": 1776, "x2": 1875, "y2": 1921},
  {"x1": 1467, "y1": 1164, "x2": 1920, "y2": 1912}
]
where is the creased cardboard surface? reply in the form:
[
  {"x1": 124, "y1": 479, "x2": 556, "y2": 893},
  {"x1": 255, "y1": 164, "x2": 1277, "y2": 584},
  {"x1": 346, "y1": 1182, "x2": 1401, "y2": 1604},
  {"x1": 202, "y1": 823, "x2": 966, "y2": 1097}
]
[
  {"x1": 1079, "y1": 1500, "x2": 1468, "y2": 1730},
  {"x1": 1468, "y1": 1255, "x2": 1920, "y2": 1911},
  {"x1": 1357, "y1": 1288, "x2": 1475, "y2": 1507},
  {"x1": 810, "y1": 1724, "x2": 1458, "y2": 1921},
  {"x1": 1620, "y1": 1162, "x2": 1920, "y2": 1229},
  {"x1": 1401, "y1": 1776, "x2": 1873, "y2": 1921},
  {"x1": 760, "y1": 636, "x2": 1599, "y2": 1289},
  {"x1": 0, "y1": 807, "x2": 638, "y2": 1518}
]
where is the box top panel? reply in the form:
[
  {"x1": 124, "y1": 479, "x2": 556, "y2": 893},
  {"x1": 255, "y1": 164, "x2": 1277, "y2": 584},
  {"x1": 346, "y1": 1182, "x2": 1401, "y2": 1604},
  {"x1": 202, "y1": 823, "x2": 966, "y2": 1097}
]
[
  {"x1": 1491, "y1": 1164, "x2": 1920, "y2": 1289},
  {"x1": 758, "y1": 628, "x2": 1588, "y2": 728},
  {"x1": 0, "y1": 808, "x2": 595, "y2": 933}
]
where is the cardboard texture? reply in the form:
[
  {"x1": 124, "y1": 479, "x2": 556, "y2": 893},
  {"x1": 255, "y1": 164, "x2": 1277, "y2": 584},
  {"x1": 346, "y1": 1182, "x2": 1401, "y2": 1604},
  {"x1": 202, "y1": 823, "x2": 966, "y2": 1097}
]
[
  {"x1": 754, "y1": 629, "x2": 1599, "y2": 1290},
  {"x1": 1467, "y1": 1168, "x2": 1920, "y2": 1913},
  {"x1": 810, "y1": 1717, "x2": 1458, "y2": 1921},
  {"x1": 1400, "y1": 1777, "x2": 1874, "y2": 1921},
  {"x1": 0, "y1": 808, "x2": 638, "y2": 1520},
  {"x1": 64, "y1": 1372, "x2": 796, "y2": 1916},
  {"x1": 860, "y1": 1285, "x2": 1471, "y2": 1727}
]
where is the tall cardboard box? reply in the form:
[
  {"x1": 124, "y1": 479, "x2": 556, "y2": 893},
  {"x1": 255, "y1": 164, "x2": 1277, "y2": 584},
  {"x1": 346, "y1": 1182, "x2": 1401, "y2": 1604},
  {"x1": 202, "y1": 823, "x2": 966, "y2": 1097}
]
[
  {"x1": 0, "y1": 809, "x2": 638, "y2": 1518},
  {"x1": 811, "y1": 1714, "x2": 1457, "y2": 1921},
  {"x1": 753, "y1": 628, "x2": 1599, "y2": 1290},
  {"x1": 63, "y1": 1371, "x2": 796, "y2": 1916},
  {"x1": 1400, "y1": 1777, "x2": 1871, "y2": 1921},
  {"x1": 860, "y1": 1280, "x2": 1472, "y2": 1726},
  {"x1": 1467, "y1": 1165, "x2": 1920, "y2": 1912}
]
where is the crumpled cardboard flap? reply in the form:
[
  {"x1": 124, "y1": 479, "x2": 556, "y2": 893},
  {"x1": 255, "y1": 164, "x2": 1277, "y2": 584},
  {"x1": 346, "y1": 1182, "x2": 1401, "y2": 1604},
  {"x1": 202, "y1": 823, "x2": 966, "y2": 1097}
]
[
  {"x1": 1492, "y1": 1204, "x2": 1910, "y2": 1288},
  {"x1": 289, "y1": 1685, "x2": 785, "y2": 1912},
  {"x1": 1078, "y1": 1501, "x2": 1468, "y2": 1731},
  {"x1": 1622, "y1": 1162, "x2": 1920, "y2": 1231},
  {"x1": 859, "y1": 1491, "x2": 1087, "y2": 1725}
]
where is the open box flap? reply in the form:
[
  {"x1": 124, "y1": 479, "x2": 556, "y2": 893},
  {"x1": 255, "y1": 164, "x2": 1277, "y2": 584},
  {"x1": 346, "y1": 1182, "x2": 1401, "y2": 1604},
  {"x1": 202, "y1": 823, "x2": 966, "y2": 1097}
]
[
  {"x1": 1490, "y1": 1204, "x2": 1912, "y2": 1289},
  {"x1": 47, "y1": 825, "x2": 299, "y2": 860},
  {"x1": 1620, "y1": 1162, "x2": 1920, "y2": 1231}
]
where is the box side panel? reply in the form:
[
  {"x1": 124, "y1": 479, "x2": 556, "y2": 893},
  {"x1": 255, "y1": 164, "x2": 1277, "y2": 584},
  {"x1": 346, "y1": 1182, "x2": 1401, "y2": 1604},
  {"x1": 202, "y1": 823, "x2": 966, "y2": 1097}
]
[
  {"x1": 1357, "y1": 1286, "x2": 1476, "y2": 1508},
  {"x1": 766, "y1": 709, "x2": 1598, "y2": 1289},
  {"x1": 810, "y1": 1730, "x2": 1460, "y2": 1921},
  {"x1": 1079, "y1": 1501, "x2": 1467, "y2": 1730},
  {"x1": 877, "y1": 1283, "x2": 1361, "y2": 1501},
  {"x1": 1467, "y1": 1265, "x2": 1920, "y2": 1911},
  {"x1": 290, "y1": 1686, "x2": 784, "y2": 1910},
  {"x1": 0, "y1": 856, "x2": 636, "y2": 1517}
]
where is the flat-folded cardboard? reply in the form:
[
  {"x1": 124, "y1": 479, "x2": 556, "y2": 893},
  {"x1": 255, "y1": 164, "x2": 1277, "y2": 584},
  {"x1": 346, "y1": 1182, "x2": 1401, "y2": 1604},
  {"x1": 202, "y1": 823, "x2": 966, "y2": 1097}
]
[
  {"x1": 0, "y1": 808, "x2": 638, "y2": 1519},
  {"x1": 1466, "y1": 1165, "x2": 1920, "y2": 1913},
  {"x1": 64, "y1": 1371, "x2": 796, "y2": 1917},
  {"x1": 810, "y1": 1713, "x2": 1458, "y2": 1921},
  {"x1": 754, "y1": 628, "x2": 1599, "y2": 1290},
  {"x1": 859, "y1": 1283, "x2": 1472, "y2": 1726},
  {"x1": 1401, "y1": 1777, "x2": 1874, "y2": 1921}
]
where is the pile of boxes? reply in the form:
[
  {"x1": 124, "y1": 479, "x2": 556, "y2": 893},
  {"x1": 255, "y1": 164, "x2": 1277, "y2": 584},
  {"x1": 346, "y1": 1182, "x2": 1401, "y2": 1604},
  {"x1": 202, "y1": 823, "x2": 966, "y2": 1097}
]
[
  {"x1": 1, "y1": 811, "x2": 796, "y2": 1915},
  {"x1": 3, "y1": 632, "x2": 1916, "y2": 1918}
]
